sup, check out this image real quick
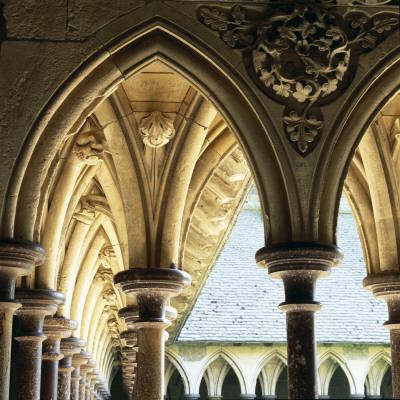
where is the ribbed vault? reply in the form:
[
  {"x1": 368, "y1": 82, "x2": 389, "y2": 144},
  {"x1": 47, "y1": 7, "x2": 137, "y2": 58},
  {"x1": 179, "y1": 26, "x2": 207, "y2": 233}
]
[{"x1": 28, "y1": 61, "x2": 255, "y2": 389}]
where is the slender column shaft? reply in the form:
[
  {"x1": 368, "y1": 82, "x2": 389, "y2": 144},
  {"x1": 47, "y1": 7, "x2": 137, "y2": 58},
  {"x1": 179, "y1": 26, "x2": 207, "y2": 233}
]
[
  {"x1": 41, "y1": 318, "x2": 77, "y2": 400},
  {"x1": 285, "y1": 309, "x2": 317, "y2": 398},
  {"x1": 0, "y1": 239, "x2": 45, "y2": 400},
  {"x1": 41, "y1": 359, "x2": 60, "y2": 400},
  {"x1": 136, "y1": 326, "x2": 165, "y2": 400},
  {"x1": 58, "y1": 336, "x2": 85, "y2": 400},
  {"x1": 114, "y1": 268, "x2": 191, "y2": 400},
  {"x1": 256, "y1": 243, "x2": 342, "y2": 400},
  {"x1": 71, "y1": 350, "x2": 90, "y2": 400},
  {"x1": 15, "y1": 289, "x2": 65, "y2": 400},
  {"x1": 364, "y1": 273, "x2": 400, "y2": 399},
  {"x1": 390, "y1": 330, "x2": 400, "y2": 398}
]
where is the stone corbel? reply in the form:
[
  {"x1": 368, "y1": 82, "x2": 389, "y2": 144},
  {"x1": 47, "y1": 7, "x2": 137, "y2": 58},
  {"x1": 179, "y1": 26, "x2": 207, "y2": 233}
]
[{"x1": 138, "y1": 111, "x2": 175, "y2": 148}]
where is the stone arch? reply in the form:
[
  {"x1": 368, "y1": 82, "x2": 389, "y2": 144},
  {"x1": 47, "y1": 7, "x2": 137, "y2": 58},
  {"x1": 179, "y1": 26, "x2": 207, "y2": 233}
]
[
  {"x1": 318, "y1": 351, "x2": 356, "y2": 397},
  {"x1": 164, "y1": 351, "x2": 190, "y2": 395},
  {"x1": 195, "y1": 350, "x2": 246, "y2": 395},
  {"x1": 3, "y1": 6, "x2": 291, "y2": 252},
  {"x1": 364, "y1": 351, "x2": 391, "y2": 397},
  {"x1": 317, "y1": 49, "x2": 400, "y2": 245},
  {"x1": 252, "y1": 350, "x2": 287, "y2": 396}
]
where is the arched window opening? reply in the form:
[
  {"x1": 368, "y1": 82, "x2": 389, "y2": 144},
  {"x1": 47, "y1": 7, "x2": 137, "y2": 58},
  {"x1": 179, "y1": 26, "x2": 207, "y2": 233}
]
[
  {"x1": 275, "y1": 366, "x2": 288, "y2": 399},
  {"x1": 221, "y1": 368, "x2": 241, "y2": 400},
  {"x1": 199, "y1": 377, "x2": 208, "y2": 400},
  {"x1": 110, "y1": 368, "x2": 124, "y2": 399},
  {"x1": 255, "y1": 378, "x2": 262, "y2": 400},
  {"x1": 328, "y1": 366, "x2": 350, "y2": 399},
  {"x1": 380, "y1": 367, "x2": 392, "y2": 399},
  {"x1": 166, "y1": 369, "x2": 185, "y2": 400}
]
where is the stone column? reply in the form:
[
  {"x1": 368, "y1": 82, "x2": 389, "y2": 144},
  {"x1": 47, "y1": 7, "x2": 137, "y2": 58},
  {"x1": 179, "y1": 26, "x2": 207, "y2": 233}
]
[
  {"x1": 41, "y1": 317, "x2": 77, "y2": 400},
  {"x1": 83, "y1": 361, "x2": 97, "y2": 400},
  {"x1": 71, "y1": 348, "x2": 89, "y2": 400},
  {"x1": 240, "y1": 396, "x2": 257, "y2": 399},
  {"x1": 208, "y1": 397, "x2": 223, "y2": 400},
  {"x1": 58, "y1": 336, "x2": 86, "y2": 400},
  {"x1": 119, "y1": 328, "x2": 138, "y2": 397},
  {"x1": 77, "y1": 352, "x2": 92, "y2": 400},
  {"x1": 364, "y1": 273, "x2": 400, "y2": 399},
  {"x1": 14, "y1": 289, "x2": 65, "y2": 400},
  {"x1": 114, "y1": 268, "x2": 191, "y2": 400},
  {"x1": 256, "y1": 243, "x2": 343, "y2": 400},
  {"x1": 0, "y1": 239, "x2": 45, "y2": 400},
  {"x1": 183, "y1": 395, "x2": 200, "y2": 399}
]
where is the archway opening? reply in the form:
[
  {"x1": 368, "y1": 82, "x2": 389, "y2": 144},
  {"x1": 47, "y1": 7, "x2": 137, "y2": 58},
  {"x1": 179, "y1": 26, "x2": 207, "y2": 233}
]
[
  {"x1": 328, "y1": 366, "x2": 350, "y2": 399},
  {"x1": 255, "y1": 378, "x2": 262, "y2": 400},
  {"x1": 166, "y1": 369, "x2": 185, "y2": 400},
  {"x1": 110, "y1": 368, "x2": 124, "y2": 399},
  {"x1": 199, "y1": 377, "x2": 208, "y2": 400},
  {"x1": 381, "y1": 367, "x2": 392, "y2": 399},
  {"x1": 221, "y1": 367, "x2": 241, "y2": 400},
  {"x1": 276, "y1": 366, "x2": 288, "y2": 400}
]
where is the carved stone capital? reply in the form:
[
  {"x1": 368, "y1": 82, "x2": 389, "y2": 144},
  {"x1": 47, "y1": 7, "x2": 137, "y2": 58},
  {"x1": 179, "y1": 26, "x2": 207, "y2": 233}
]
[
  {"x1": 138, "y1": 111, "x2": 175, "y2": 148},
  {"x1": 256, "y1": 242, "x2": 343, "y2": 311},
  {"x1": 15, "y1": 289, "x2": 66, "y2": 339},
  {"x1": 42, "y1": 317, "x2": 78, "y2": 361},
  {"x1": 114, "y1": 268, "x2": 191, "y2": 326},
  {"x1": 0, "y1": 239, "x2": 46, "y2": 301},
  {"x1": 364, "y1": 272, "x2": 400, "y2": 330}
]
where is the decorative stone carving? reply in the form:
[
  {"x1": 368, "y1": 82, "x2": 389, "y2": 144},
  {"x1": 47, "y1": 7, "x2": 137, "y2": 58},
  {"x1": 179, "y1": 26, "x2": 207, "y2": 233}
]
[
  {"x1": 199, "y1": 4, "x2": 398, "y2": 155},
  {"x1": 93, "y1": 267, "x2": 114, "y2": 286},
  {"x1": 138, "y1": 111, "x2": 175, "y2": 148},
  {"x1": 98, "y1": 245, "x2": 116, "y2": 269},
  {"x1": 73, "y1": 120, "x2": 105, "y2": 165},
  {"x1": 73, "y1": 197, "x2": 96, "y2": 224}
]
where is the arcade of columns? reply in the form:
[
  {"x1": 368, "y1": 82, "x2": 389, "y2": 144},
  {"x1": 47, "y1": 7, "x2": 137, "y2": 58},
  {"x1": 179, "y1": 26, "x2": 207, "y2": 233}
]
[{"x1": 0, "y1": 1, "x2": 399, "y2": 399}]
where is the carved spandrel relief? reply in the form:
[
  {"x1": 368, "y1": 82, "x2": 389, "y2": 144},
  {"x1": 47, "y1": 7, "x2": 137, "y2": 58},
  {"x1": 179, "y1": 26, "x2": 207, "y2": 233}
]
[
  {"x1": 73, "y1": 119, "x2": 105, "y2": 164},
  {"x1": 199, "y1": 4, "x2": 398, "y2": 155}
]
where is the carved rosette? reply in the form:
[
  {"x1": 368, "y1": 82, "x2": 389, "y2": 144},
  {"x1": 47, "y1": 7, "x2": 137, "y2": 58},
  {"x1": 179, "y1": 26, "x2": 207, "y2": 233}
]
[
  {"x1": 199, "y1": 4, "x2": 398, "y2": 155},
  {"x1": 138, "y1": 111, "x2": 175, "y2": 148}
]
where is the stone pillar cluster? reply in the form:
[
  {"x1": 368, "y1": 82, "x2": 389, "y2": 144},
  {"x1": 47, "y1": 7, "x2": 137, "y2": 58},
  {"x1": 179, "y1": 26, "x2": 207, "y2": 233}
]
[{"x1": 0, "y1": 238, "x2": 113, "y2": 400}]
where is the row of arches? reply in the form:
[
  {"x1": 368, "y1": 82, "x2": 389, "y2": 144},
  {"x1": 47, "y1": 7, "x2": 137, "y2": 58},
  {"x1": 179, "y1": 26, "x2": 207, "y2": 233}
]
[{"x1": 163, "y1": 349, "x2": 392, "y2": 399}]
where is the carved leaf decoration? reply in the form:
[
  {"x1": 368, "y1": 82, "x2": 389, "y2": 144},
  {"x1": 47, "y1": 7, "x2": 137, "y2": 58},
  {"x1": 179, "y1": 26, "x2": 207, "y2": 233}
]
[
  {"x1": 200, "y1": 8, "x2": 229, "y2": 31},
  {"x1": 293, "y1": 82, "x2": 313, "y2": 102},
  {"x1": 321, "y1": 79, "x2": 338, "y2": 97},
  {"x1": 139, "y1": 111, "x2": 175, "y2": 148},
  {"x1": 231, "y1": 5, "x2": 245, "y2": 24},
  {"x1": 273, "y1": 83, "x2": 291, "y2": 97},
  {"x1": 373, "y1": 16, "x2": 399, "y2": 33},
  {"x1": 360, "y1": 32, "x2": 377, "y2": 48}
]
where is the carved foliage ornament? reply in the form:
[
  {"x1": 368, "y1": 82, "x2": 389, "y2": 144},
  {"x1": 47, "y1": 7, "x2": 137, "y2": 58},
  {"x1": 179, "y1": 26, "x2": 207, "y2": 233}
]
[
  {"x1": 138, "y1": 111, "x2": 175, "y2": 148},
  {"x1": 199, "y1": 4, "x2": 398, "y2": 155}
]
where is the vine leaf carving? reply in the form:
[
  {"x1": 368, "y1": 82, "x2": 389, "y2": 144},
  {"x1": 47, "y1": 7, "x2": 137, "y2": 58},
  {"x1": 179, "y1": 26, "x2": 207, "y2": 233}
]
[{"x1": 199, "y1": 4, "x2": 399, "y2": 156}]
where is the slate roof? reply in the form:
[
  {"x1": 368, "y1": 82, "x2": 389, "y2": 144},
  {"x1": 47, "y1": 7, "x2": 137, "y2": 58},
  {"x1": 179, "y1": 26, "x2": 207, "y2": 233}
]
[{"x1": 178, "y1": 191, "x2": 390, "y2": 343}]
